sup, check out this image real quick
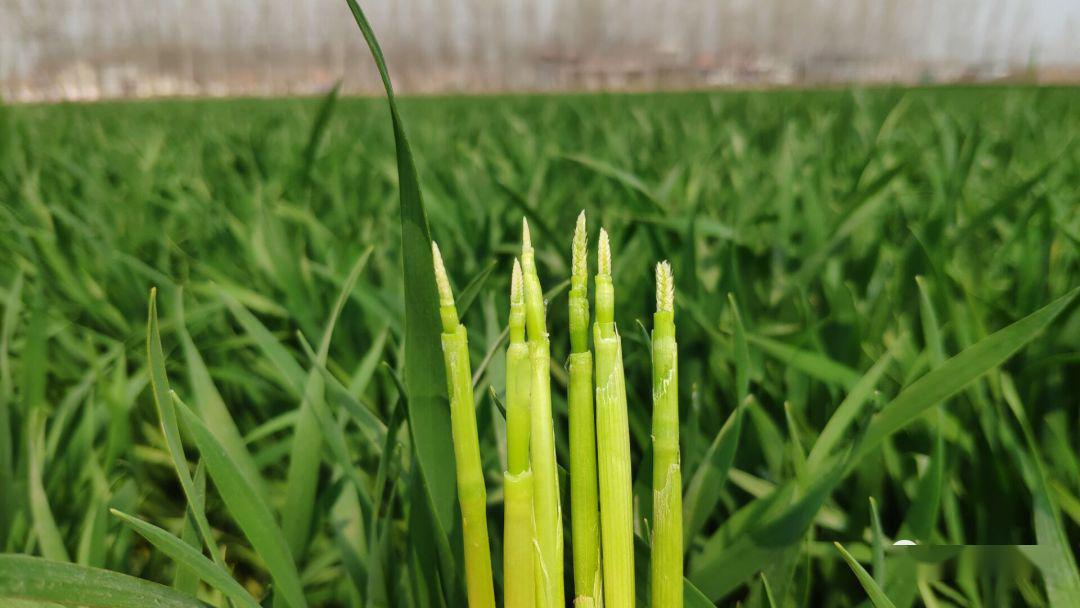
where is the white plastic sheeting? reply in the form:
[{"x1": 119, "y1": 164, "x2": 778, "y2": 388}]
[{"x1": 2, "y1": 0, "x2": 1078, "y2": 101}]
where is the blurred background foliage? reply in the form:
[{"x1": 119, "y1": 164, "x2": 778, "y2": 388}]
[{"x1": 0, "y1": 85, "x2": 1078, "y2": 605}]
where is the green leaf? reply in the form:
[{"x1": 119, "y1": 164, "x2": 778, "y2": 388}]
[
  {"x1": 279, "y1": 247, "x2": 372, "y2": 563},
  {"x1": 730, "y1": 293, "x2": 751, "y2": 404},
  {"x1": 915, "y1": 276, "x2": 945, "y2": 367},
  {"x1": 682, "y1": 298, "x2": 747, "y2": 545},
  {"x1": 173, "y1": 394, "x2": 308, "y2": 608},
  {"x1": 20, "y1": 286, "x2": 47, "y2": 413},
  {"x1": 174, "y1": 290, "x2": 266, "y2": 503},
  {"x1": 110, "y1": 509, "x2": 262, "y2": 608},
  {"x1": 0, "y1": 555, "x2": 207, "y2": 608},
  {"x1": 691, "y1": 288, "x2": 1078, "y2": 601},
  {"x1": 806, "y1": 351, "x2": 894, "y2": 472},
  {"x1": 833, "y1": 542, "x2": 897, "y2": 608},
  {"x1": 869, "y1": 497, "x2": 886, "y2": 585},
  {"x1": 561, "y1": 153, "x2": 664, "y2": 211},
  {"x1": 747, "y1": 334, "x2": 860, "y2": 389},
  {"x1": 26, "y1": 410, "x2": 70, "y2": 562},
  {"x1": 299, "y1": 341, "x2": 386, "y2": 449},
  {"x1": 857, "y1": 286, "x2": 1079, "y2": 460},
  {"x1": 347, "y1": 327, "x2": 388, "y2": 396},
  {"x1": 1003, "y1": 374, "x2": 1080, "y2": 606},
  {"x1": 219, "y1": 289, "x2": 307, "y2": 394},
  {"x1": 147, "y1": 289, "x2": 229, "y2": 570},
  {"x1": 173, "y1": 461, "x2": 206, "y2": 594},
  {"x1": 689, "y1": 456, "x2": 846, "y2": 600},
  {"x1": 899, "y1": 409, "x2": 944, "y2": 542},
  {"x1": 0, "y1": 270, "x2": 23, "y2": 546},
  {"x1": 298, "y1": 81, "x2": 341, "y2": 184},
  {"x1": 683, "y1": 578, "x2": 714, "y2": 608},
  {"x1": 682, "y1": 390, "x2": 743, "y2": 546},
  {"x1": 342, "y1": 1, "x2": 460, "y2": 602},
  {"x1": 454, "y1": 258, "x2": 497, "y2": 318},
  {"x1": 760, "y1": 572, "x2": 779, "y2": 608}
]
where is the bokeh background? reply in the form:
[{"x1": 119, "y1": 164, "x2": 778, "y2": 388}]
[{"x1": 3, "y1": 0, "x2": 1080, "y2": 101}]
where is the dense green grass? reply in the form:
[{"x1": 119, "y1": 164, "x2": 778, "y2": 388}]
[{"x1": 1, "y1": 84, "x2": 1079, "y2": 607}]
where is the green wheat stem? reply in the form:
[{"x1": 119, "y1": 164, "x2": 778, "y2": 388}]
[
  {"x1": 651, "y1": 261, "x2": 682, "y2": 608},
  {"x1": 593, "y1": 228, "x2": 634, "y2": 608},
  {"x1": 503, "y1": 259, "x2": 535, "y2": 608},
  {"x1": 432, "y1": 242, "x2": 495, "y2": 608},
  {"x1": 503, "y1": 469, "x2": 535, "y2": 608},
  {"x1": 569, "y1": 212, "x2": 602, "y2": 605},
  {"x1": 521, "y1": 219, "x2": 565, "y2": 608}
]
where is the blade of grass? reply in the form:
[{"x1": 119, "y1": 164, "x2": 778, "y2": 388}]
[
  {"x1": 805, "y1": 351, "x2": 894, "y2": 473},
  {"x1": 747, "y1": 334, "x2": 860, "y2": 390},
  {"x1": 0, "y1": 270, "x2": 23, "y2": 547},
  {"x1": 174, "y1": 290, "x2": 266, "y2": 502},
  {"x1": 869, "y1": 497, "x2": 886, "y2": 585},
  {"x1": 147, "y1": 289, "x2": 230, "y2": 572},
  {"x1": 760, "y1": 572, "x2": 779, "y2": 608},
  {"x1": 0, "y1": 555, "x2": 206, "y2": 608},
  {"x1": 898, "y1": 409, "x2": 944, "y2": 542},
  {"x1": 110, "y1": 509, "x2": 262, "y2": 608},
  {"x1": 173, "y1": 462, "x2": 207, "y2": 594},
  {"x1": 26, "y1": 410, "x2": 70, "y2": 562},
  {"x1": 297, "y1": 81, "x2": 341, "y2": 184},
  {"x1": 454, "y1": 258, "x2": 497, "y2": 318},
  {"x1": 688, "y1": 458, "x2": 846, "y2": 600},
  {"x1": 561, "y1": 153, "x2": 664, "y2": 212},
  {"x1": 1002, "y1": 374, "x2": 1080, "y2": 606},
  {"x1": 682, "y1": 294, "x2": 747, "y2": 545},
  {"x1": 297, "y1": 340, "x2": 386, "y2": 449},
  {"x1": 833, "y1": 542, "x2": 897, "y2": 608},
  {"x1": 279, "y1": 247, "x2": 372, "y2": 565},
  {"x1": 173, "y1": 393, "x2": 308, "y2": 608},
  {"x1": 20, "y1": 287, "x2": 47, "y2": 414},
  {"x1": 341, "y1": 3, "x2": 461, "y2": 603},
  {"x1": 692, "y1": 288, "x2": 1078, "y2": 601},
  {"x1": 348, "y1": 326, "x2": 388, "y2": 396},
  {"x1": 857, "y1": 286, "x2": 1079, "y2": 460}
]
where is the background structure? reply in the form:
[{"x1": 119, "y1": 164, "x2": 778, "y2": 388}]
[{"x1": 2, "y1": 0, "x2": 1079, "y2": 101}]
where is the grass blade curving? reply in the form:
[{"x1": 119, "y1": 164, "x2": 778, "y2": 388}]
[
  {"x1": 342, "y1": 2, "x2": 461, "y2": 602},
  {"x1": 833, "y1": 542, "x2": 898, "y2": 608},
  {"x1": 0, "y1": 555, "x2": 206, "y2": 608},
  {"x1": 110, "y1": 509, "x2": 262, "y2": 608},
  {"x1": 173, "y1": 394, "x2": 308, "y2": 608}
]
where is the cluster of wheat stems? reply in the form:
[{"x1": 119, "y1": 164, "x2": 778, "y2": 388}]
[{"x1": 432, "y1": 211, "x2": 682, "y2": 608}]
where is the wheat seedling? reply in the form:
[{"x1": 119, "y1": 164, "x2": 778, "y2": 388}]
[
  {"x1": 503, "y1": 259, "x2": 535, "y2": 608},
  {"x1": 651, "y1": 261, "x2": 682, "y2": 608},
  {"x1": 432, "y1": 242, "x2": 495, "y2": 608},
  {"x1": 521, "y1": 220, "x2": 565, "y2": 608},
  {"x1": 593, "y1": 229, "x2": 634, "y2": 608},
  {"x1": 569, "y1": 212, "x2": 602, "y2": 607}
]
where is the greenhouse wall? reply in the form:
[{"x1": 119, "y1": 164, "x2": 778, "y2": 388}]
[{"x1": 2, "y1": 0, "x2": 1078, "y2": 101}]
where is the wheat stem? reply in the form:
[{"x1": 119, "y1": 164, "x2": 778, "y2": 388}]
[
  {"x1": 432, "y1": 242, "x2": 495, "y2": 608},
  {"x1": 651, "y1": 261, "x2": 682, "y2": 608},
  {"x1": 569, "y1": 211, "x2": 602, "y2": 605},
  {"x1": 521, "y1": 220, "x2": 565, "y2": 608},
  {"x1": 593, "y1": 228, "x2": 634, "y2": 608}
]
